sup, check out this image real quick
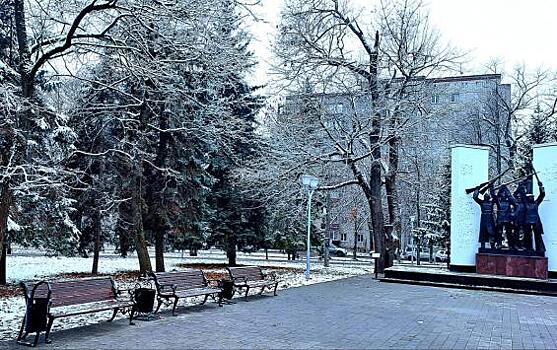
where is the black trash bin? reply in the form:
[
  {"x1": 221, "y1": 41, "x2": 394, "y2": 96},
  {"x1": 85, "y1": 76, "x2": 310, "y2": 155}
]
[
  {"x1": 129, "y1": 283, "x2": 156, "y2": 324},
  {"x1": 18, "y1": 281, "x2": 51, "y2": 347},
  {"x1": 219, "y1": 280, "x2": 235, "y2": 300},
  {"x1": 133, "y1": 288, "x2": 156, "y2": 313}
]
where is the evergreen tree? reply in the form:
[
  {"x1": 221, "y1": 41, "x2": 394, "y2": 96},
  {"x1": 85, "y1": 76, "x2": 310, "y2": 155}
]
[{"x1": 207, "y1": 2, "x2": 265, "y2": 266}]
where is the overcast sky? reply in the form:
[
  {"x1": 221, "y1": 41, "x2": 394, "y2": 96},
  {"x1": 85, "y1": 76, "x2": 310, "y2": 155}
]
[{"x1": 248, "y1": 0, "x2": 557, "y2": 85}]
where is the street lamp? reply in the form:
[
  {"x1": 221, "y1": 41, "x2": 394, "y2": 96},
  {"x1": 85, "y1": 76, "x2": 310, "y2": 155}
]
[
  {"x1": 410, "y1": 216, "x2": 415, "y2": 265},
  {"x1": 301, "y1": 174, "x2": 319, "y2": 280}
]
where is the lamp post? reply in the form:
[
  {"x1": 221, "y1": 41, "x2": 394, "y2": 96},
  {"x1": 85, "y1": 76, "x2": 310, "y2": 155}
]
[
  {"x1": 323, "y1": 204, "x2": 330, "y2": 267},
  {"x1": 301, "y1": 174, "x2": 319, "y2": 280},
  {"x1": 410, "y1": 216, "x2": 415, "y2": 266}
]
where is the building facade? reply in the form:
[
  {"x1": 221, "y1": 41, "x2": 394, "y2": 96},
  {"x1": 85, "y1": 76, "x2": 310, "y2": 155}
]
[{"x1": 281, "y1": 74, "x2": 511, "y2": 253}]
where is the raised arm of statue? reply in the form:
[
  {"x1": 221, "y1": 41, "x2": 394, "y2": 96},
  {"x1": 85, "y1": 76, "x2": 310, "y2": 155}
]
[
  {"x1": 473, "y1": 189, "x2": 482, "y2": 204},
  {"x1": 536, "y1": 183, "x2": 545, "y2": 204}
]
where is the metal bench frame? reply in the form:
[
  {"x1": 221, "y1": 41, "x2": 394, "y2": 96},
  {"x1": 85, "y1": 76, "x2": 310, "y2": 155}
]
[
  {"x1": 227, "y1": 266, "x2": 278, "y2": 298},
  {"x1": 18, "y1": 276, "x2": 133, "y2": 345},
  {"x1": 149, "y1": 270, "x2": 223, "y2": 316}
]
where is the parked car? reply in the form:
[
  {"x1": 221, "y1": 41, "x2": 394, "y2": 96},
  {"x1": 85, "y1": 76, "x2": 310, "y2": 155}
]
[
  {"x1": 404, "y1": 246, "x2": 431, "y2": 261},
  {"x1": 401, "y1": 246, "x2": 414, "y2": 260},
  {"x1": 434, "y1": 249, "x2": 448, "y2": 262},
  {"x1": 329, "y1": 245, "x2": 347, "y2": 257},
  {"x1": 240, "y1": 245, "x2": 258, "y2": 253},
  {"x1": 318, "y1": 244, "x2": 347, "y2": 257}
]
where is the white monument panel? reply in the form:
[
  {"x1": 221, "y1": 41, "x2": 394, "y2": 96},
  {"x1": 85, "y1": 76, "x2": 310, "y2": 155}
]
[
  {"x1": 450, "y1": 145, "x2": 490, "y2": 267},
  {"x1": 533, "y1": 142, "x2": 557, "y2": 272}
]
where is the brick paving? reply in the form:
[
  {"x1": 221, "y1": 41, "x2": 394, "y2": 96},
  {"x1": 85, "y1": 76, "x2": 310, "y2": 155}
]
[{"x1": 4, "y1": 275, "x2": 557, "y2": 349}]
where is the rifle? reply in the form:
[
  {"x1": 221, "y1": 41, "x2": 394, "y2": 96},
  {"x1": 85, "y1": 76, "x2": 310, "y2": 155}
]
[
  {"x1": 531, "y1": 164, "x2": 542, "y2": 185},
  {"x1": 464, "y1": 167, "x2": 510, "y2": 194},
  {"x1": 492, "y1": 173, "x2": 534, "y2": 191}
]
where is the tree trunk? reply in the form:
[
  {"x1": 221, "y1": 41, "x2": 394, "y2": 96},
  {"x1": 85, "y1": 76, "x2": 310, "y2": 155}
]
[
  {"x1": 226, "y1": 231, "x2": 237, "y2": 266},
  {"x1": 117, "y1": 218, "x2": 130, "y2": 257},
  {"x1": 155, "y1": 230, "x2": 165, "y2": 272},
  {"x1": 385, "y1": 134, "x2": 401, "y2": 248},
  {"x1": 14, "y1": 0, "x2": 33, "y2": 100},
  {"x1": 152, "y1": 110, "x2": 170, "y2": 272},
  {"x1": 91, "y1": 209, "x2": 101, "y2": 275},
  {"x1": 348, "y1": 160, "x2": 385, "y2": 271},
  {"x1": 0, "y1": 245, "x2": 6, "y2": 285},
  {"x1": 353, "y1": 220, "x2": 358, "y2": 260},
  {"x1": 0, "y1": 180, "x2": 12, "y2": 285},
  {"x1": 132, "y1": 170, "x2": 152, "y2": 273},
  {"x1": 367, "y1": 32, "x2": 388, "y2": 272}
]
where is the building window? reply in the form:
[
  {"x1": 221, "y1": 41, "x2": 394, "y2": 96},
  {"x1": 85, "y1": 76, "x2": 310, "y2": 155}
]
[
  {"x1": 357, "y1": 234, "x2": 364, "y2": 242},
  {"x1": 335, "y1": 102, "x2": 344, "y2": 113},
  {"x1": 431, "y1": 94, "x2": 439, "y2": 104},
  {"x1": 340, "y1": 233, "x2": 347, "y2": 242},
  {"x1": 450, "y1": 93, "x2": 460, "y2": 102}
]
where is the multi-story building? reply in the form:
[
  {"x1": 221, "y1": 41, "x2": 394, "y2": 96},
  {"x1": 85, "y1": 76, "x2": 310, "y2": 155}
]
[{"x1": 281, "y1": 74, "x2": 511, "y2": 253}]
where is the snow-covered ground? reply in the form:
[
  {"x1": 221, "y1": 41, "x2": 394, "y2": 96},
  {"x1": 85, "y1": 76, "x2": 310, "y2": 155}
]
[
  {"x1": 5, "y1": 246, "x2": 373, "y2": 283},
  {"x1": 0, "y1": 246, "x2": 373, "y2": 341}
]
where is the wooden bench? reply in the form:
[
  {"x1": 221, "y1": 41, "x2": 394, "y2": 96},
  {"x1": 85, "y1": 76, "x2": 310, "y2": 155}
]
[
  {"x1": 18, "y1": 277, "x2": 133, "y2": 345},
  {"x1": 149, "y1": 270, "x2": 223, "y2": 316},
  {"x1": 226, "y1": 266, "x2": 278, "y2": 298}
]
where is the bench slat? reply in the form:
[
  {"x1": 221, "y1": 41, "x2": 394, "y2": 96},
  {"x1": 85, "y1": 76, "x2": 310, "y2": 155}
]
[
  {"x1": 227, "y1": 266, "x2": 265, "y2": 281},
  {"x1": 152, "y1": 270, "x2": 208, "y2": 291},
  {"x1": 22, "y1": 277, "x2": 119, "y2": 307},
  {"x1": 49, "y1": 300, "x2": 133, "y2": 318}
]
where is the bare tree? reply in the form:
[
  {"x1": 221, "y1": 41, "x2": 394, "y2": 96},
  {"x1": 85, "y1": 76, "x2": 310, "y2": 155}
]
[
  {"x1": 270, "y1": 0, "x2": 460, "y2": 271},
  {"x1": 482, "y1": 62, "x2": 557, "y2": 173}
]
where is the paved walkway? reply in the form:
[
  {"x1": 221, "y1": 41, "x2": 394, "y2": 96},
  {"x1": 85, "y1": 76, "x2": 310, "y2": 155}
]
[{"x1": 5, "y1": 275, "x2": 557, "y2": 349}]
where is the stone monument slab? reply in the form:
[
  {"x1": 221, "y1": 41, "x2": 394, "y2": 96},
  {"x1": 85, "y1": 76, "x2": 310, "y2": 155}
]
[
  {"x1": 450, "y1": 145, "x2": 489, "y2": 271},
  {"x1": 533, "y1": 142, "x2": 557, "y2": 275}
]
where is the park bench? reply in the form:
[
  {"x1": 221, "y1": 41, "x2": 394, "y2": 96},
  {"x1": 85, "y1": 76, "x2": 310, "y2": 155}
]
[
  {"x1": 149, "y1": 270, "x2": 223, "y2": 316},
  {"x1": 226, "y1": 266, "x2": 278, "y2": 298},
  {"x1": 18, "y1": 276, "x2": 133, "y2": 345}
]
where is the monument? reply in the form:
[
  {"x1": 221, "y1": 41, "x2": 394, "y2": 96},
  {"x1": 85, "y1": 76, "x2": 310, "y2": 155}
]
[{"x1": 450, "y1": 142, "x2": 557, "y2": 279}]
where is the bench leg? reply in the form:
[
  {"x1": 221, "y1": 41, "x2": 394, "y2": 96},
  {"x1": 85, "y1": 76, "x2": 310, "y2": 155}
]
[
  {"x1": 244, "y1": 286, "x2": 250, "y2": 299},
  {"x1": 200, "y1": 294, "x2": 209, "y2": 305},
  {"x1": 129, "y1": 306, "x2": 136, "y2": 325},
  {"x1": 44, "y1": 316, "x2": 55, "y2": 344},
  {"x1": 217, "y1": 293, "x2": 223, "y2": 307},
  {"x1": 172, "y1": 297, "x2": 179, "y2": 316},
  {"x1": 32, "y1": 332, "x2": 40, "y2": 347},
  {"x1": 17, "y1": 315, "x2": 26, "y2": 341},
  {"x1": 155, "y1": 298, "x2": 163, "y2": 313},
  {"x1": 108, "y1": 308, "x2": 119, "y2": 322},
  {"x1": 273, "y1": 282, "x2": 278, "y2": 296}
]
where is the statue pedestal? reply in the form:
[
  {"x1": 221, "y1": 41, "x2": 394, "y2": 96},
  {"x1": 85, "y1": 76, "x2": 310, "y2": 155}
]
[{"x1": 476, "y1": 253, "x2": 548, "y2": 279}]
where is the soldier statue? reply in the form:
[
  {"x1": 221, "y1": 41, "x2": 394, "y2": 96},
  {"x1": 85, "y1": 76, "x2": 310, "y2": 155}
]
[
  {"x1": 494, "y1": 185, "x2": 519, "y2": 250},
  {"x1": 513, "y1": 184, "x2": 527, "y2": 250},
  {"x1": 473, "y1": 186, "x2": 496, "y2": 250},
  {"x1": 523, "y1": 182, "x2": 546, "y2": 254}
]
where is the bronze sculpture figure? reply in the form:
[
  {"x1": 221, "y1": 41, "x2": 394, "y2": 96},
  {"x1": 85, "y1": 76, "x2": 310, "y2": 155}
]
[{"x1": 473, "y1": 186, "x2": 496, "y2": 250}]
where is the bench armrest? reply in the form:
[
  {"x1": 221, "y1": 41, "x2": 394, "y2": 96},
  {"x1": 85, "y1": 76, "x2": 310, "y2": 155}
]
[
  {"x1": 158, "y1": 283, "x2": 177, "y2": 294},
  {"x1": 232, "y1": 276, "x2": 248, "y2": 284},
  {"x1": 262, "y1": 271, "x2": 277, "y2": 281},
  {"x1": 205, "y1": 278, "x2": 221, "y2": 288}
]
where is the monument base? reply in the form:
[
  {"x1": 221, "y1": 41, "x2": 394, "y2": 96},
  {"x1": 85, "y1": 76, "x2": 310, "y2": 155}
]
[
  {"x1": 476, "y1": 253, "x2": 548, "y2": 279},
  {"x1": 477, "y1": 247, "x2": 544, "y2": 257}
]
